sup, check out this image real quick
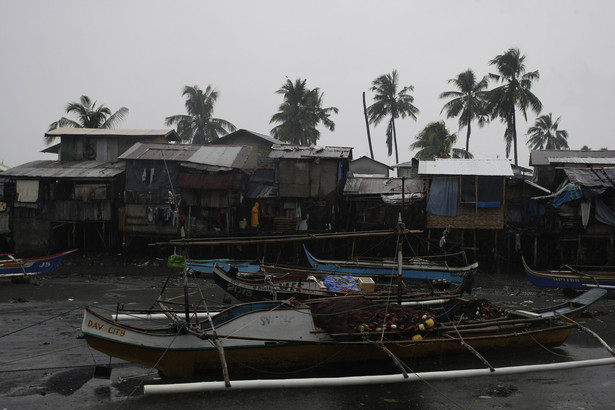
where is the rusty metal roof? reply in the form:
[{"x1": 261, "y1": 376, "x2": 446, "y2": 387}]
[
  {"x1": 118, "y1": 143, "x2": 252, "y2": 169},
  {"x1": 0, "y1": 160, "x2": 124, "y2": 180},
  {"x1": 45, "y1": 127, "x2": 180, "y2": 141},
  {"x1": 418, "y1": 159, "x2": 513, "y2": 176},
  {"x1": 269, "y1": 144, "x2": 352, "y2": 159}
]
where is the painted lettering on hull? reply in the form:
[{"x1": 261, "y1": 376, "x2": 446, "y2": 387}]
[
  {"x1": 87, "y1": 319, "x2": 126, "y2": 337},
  {"x1": 260, "y1": 315, "x2": 295, "y2": 326}
]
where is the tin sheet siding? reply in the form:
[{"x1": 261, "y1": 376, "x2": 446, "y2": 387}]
[
  {"x1": 279, "y1": 161, "x2": 310, "y2": 197},
  {"x1": 51, "y1": 200, "x2": 113, "y2": 221},
  {"x1": 278, "y1": 160, "x2": 339, "y2": 198},
  {"x1": 310, "y1": 160, "x2": 338, "y2": 197}
]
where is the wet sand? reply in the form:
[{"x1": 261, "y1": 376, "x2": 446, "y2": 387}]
[{"x1": 0, "y1": 256, "x2": 614, "y2": 409}]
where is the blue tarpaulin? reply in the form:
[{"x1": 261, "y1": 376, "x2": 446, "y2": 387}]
[
  {"x1": 552, "y1": 183, "x2": 582, "y2": 208},
  {"x1": 427, "y1": 177, "x2": 460, "y2": 217},
  {"x1": 323, "y1": 274, "x2": 360, "y2": 293}
]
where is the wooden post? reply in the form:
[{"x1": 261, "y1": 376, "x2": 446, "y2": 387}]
[
  {"x1": 494, "y1": 230, "x2": 499, "y2": 274},
  {"x1": 427, "y1": 229, "x2": 431, "y2": 254},
  {"x1": 534, "y1": 235, "x2": 538, "y2": 267}
]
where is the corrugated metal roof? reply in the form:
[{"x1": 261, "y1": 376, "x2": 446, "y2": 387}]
[
  {"x1": 418, "y1": 159, "x2": 513, "y2": 176},
  {"x1": 119, "y1": 143, "x2": 199, "y2": 161},
  {"x1": 45, "y1": 127, "x2": 179, "y2": 141},
  {"x1": 213, "y1": 129, "x2": 284, "y2": 146},
  {"x1": 118, "y1": 143, "x2": 251, "y2": 169},
  {"x1": 191, "y1": 145, "x2": 251, "y2": 168},
  {"x1": 344, "y1": 177, "x2": 425, "y2": 195},
  {"x1": 548, "y1": 157, "x2": 615, "y2": 165},
  {"x1": 0, "y1": 160, "x2": 124, "y2": 179},
  {"x1": 530, "y1": 149, "x2": 615, "y2": 166},
  {"x1": 269, "y1": 144, "x2": 352, "y2": 159},
  {"x1": 564, "y1": 168, "x2": 615, "y2": 187}
]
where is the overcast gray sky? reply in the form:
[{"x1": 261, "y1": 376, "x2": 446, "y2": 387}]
[{"x1": 1, "y1": 0, "x2": 613, "y2": 168}]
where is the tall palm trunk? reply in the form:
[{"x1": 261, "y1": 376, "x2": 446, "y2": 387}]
[
  {"x1": 512, "y1": 111, "x2": 518, "y2": 165},
  {"x1": 363, "y1": 92, "x2": 374, "y2": 159},
  {"x1": 465, "y1": 109, "x2": 472, "y2": 152},
  {"x1": 391, "y1": 117, "x2": 399, "y2": 164}
]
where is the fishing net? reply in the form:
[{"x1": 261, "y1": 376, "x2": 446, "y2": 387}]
[
  {"x1": 307, "y1": 297, "x2": 507, "y2": 338},
  {"x1": 309, "y1": 297, "x2": 436, "y2": 336}
]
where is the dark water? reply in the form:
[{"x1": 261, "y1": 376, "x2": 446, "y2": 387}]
[{"x1": 1, "y1": 269, "x2": 614, "y2": 409}]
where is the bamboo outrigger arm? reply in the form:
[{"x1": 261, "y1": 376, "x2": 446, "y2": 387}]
[
  {"x1": 149, "y1": 229, "x2": 423, "y2": 247},
  {"x1": 366, "y1": 339, "x2": 409, "y2": 379},
  {"x1": 444, "y1": 333, "x2": 495, "y2": 372}
]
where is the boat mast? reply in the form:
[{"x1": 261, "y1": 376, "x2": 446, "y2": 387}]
[
  {"x1": 397, "y1": 177, "x2": 406, "y2": 304},
  {"x1": 397, "y1": 213, "x2": 404, "y2": 305},
  {"x1": 161, "y1": 152, "x2": 190, "y2": 323}
]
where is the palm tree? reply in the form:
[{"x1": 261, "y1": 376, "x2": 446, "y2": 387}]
[
  {"x1": 487, "y1": 48, "x2": 542, "y2": 165},
  {"x1": 526, "y1": 113, "x2": 569, "y2": 150},
  {"x1": 269, "y1": 78, "x2": 338, "y2": 145},
  {"x1": 367, "y1": 70, "x2": 419, "y2": 163},
  {"x1": 165, "y1": 85, "x2": 236, "y2": 144},
  {"x1": 47, "y1": 95, "x2": 128, "y2": 144},
  {"x1": 409, "y1": 121, "x2": 472, "y2": 160},
  {"x1": 439, "y1": 69, "x2": 489, "y2": 153}
]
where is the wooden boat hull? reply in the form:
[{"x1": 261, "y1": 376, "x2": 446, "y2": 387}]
[
  {"x1": 522, "y1": 256, "x2": 615, "y2": 290},
  {"x1": 0, "y1": 249, "x2": 77, "y2": 277},
  {"x1": 303, "y1": 245, "x2": 477, "y2": 284},
  {"x1": 81, "y1": 289, "x2": 605, "y2": 378},
  {"x1": 212, "y1": 264, "x2": 361, "y2": 301},
  {"x1": 83, "y1": 324, "x2": 575, "y2": 378}
]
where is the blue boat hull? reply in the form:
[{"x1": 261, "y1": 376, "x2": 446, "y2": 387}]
[
  {"x1": 303, "y1": 245, "x2": 476, "y2": 284},
  {"x1": 0, "y1": 249, "x2": 77, "y2": 277},
  {"x1": 522, "y1": 257, "x2": 615, "y2": 290}
]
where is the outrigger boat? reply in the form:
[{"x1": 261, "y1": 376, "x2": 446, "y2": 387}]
[
  {"x1": 522, "y1": 256, "x2": 615, "y2": 290},
  {"x1": 303, "y1": 244, "x2": 478, "y2": 284},
  {"x1": 212, "y1": 263, "x2": 361, "y2": 301},
  {"x1": 81, "y1": 287, "x2": 607, "y2": 379},
  {"x1": 0, "y1": 249, "x2": 77, "y2": 278},
  {"x1": 211, "y1": 263, "x2": 473, "y2": 302}
]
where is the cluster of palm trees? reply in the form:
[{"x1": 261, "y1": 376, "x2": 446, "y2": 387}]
[
  {"x1": 370, "y1": 48, "x2": 569, "y2": 164},
  {"x1": 47, "y1": 47, "x2": 570, "y2": 165}
]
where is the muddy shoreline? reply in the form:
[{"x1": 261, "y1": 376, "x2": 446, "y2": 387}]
[{"x1": 1, "y1": 256, "x2": 614, "y2": 409}]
